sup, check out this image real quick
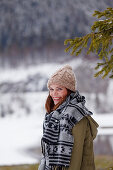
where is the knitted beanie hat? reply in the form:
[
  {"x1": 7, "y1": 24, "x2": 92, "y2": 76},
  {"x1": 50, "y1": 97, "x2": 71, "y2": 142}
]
[{"x1": 47, "y1": 65, "x2": 76, "y2": 92}]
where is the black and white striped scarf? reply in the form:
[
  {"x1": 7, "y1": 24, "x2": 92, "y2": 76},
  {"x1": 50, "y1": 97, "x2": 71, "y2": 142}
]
[{"x1": 39, "y1": 91, "x2": 92, "y2": 170}]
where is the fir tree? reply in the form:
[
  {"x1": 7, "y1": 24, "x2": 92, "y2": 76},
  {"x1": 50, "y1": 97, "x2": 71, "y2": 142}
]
[{"x1": 64, "y1": 7, "x2": 113, "y2": 79}]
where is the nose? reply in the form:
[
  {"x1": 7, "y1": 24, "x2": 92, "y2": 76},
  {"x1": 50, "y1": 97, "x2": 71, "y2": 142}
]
[{"x1": 53, "y1": 90, "x2": 58, "y2": 96}]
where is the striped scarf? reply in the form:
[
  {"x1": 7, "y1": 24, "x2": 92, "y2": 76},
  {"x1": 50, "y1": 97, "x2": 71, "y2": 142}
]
[{"x1": 39, "y1": 91, "x2": 92, "y2": 170}]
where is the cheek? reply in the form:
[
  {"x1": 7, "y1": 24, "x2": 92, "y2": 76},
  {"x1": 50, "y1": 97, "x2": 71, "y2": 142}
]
[{"x1": 60, "y1": 91, "x2": 68, "y2": 98}]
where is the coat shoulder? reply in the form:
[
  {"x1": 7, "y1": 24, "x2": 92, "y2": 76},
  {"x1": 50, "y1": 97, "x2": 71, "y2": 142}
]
[{"x1": 72, "y1": 116, "x2": 99, "y2": 140}]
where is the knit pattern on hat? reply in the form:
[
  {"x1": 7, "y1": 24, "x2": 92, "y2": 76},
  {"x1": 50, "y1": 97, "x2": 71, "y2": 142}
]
[{"x1": 47, "y1": 65, "x2": 76, "y2": 92}]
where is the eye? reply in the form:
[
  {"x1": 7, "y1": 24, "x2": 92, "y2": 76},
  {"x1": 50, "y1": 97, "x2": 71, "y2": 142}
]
[
  {"x1": 49, "y1": 88, "x2": 54, "y2": 91},
  {"x1": 58, "y1": 88, "x2": 63, "y2": 91}
]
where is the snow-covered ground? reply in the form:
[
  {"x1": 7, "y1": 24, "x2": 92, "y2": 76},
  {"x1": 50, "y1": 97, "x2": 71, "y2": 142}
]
[
  {"x1": 0, "y1": 114, "x2": 44, "y2": 165},
  {"x1": 92, "y1": 113, "x2": 113, "y2": 135}
]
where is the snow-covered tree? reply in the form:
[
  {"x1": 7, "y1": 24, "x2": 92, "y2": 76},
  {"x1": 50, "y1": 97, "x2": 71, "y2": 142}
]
[{"x1": 0, "y1": 0, "x2": 112, "y2": 51}]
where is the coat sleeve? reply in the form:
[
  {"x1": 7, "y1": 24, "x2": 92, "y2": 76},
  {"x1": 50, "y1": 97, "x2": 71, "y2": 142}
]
[{"x1": 68, "y1": 117, "x2": 95, "y2": 170}]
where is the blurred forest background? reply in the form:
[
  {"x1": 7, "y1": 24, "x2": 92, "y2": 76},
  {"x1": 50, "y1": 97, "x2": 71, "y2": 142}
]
[{"x1": 0, "y1": 0, "x2": 113, "y2": 168}]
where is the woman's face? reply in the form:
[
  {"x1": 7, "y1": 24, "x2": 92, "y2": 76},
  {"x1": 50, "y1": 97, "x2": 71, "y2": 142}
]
[{"x1": 49, "y1": 84, "x2": 68, "y2": 105}]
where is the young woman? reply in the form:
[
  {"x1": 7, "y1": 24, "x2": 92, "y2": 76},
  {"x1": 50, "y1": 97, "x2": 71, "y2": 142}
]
[{"x1": 38, "y1": 65, "x2": 99, "y2": 170}]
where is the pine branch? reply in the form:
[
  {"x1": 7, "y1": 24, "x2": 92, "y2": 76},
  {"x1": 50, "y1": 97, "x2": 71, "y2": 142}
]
[{"x1": 64, "y1": 7, "x2": 113, "y2": 79}]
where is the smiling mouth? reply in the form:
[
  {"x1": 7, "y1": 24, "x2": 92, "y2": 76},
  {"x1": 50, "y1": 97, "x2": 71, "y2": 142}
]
[{"x1": 53, "y1": 97, "x2": 61, "y2": 100}]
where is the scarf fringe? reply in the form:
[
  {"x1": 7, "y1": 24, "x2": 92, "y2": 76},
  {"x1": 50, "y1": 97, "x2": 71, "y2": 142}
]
[{"x1": 50, "y1": 165, "x2": 68, "y2": 170}]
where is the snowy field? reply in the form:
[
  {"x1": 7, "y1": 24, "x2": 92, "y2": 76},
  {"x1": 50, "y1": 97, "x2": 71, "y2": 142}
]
[
  {"x1": 93, "y1": 114, "x2": 113, "y2": 135},
  {"x1": 0, "y1": 114, "x2": 44, "y2": 165}
]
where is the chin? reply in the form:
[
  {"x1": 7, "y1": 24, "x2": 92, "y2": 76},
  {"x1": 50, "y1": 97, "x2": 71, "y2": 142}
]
[
  {"x1": 54, "y1": 99, "x2": 62, "y2": 105},
  {"x1": 54, "y1": 102, "x2": 59, "y2": 105}
]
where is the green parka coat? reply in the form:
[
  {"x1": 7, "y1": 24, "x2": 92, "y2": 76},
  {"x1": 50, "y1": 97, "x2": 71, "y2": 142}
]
[{"x1": 68, "y1": 115, "x2": 99, "y2": 170}]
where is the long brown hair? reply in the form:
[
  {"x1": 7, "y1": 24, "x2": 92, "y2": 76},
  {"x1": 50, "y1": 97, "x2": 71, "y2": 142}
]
[{"x1": 45, "y1": 89, "x2": 72, "y2": 113}]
